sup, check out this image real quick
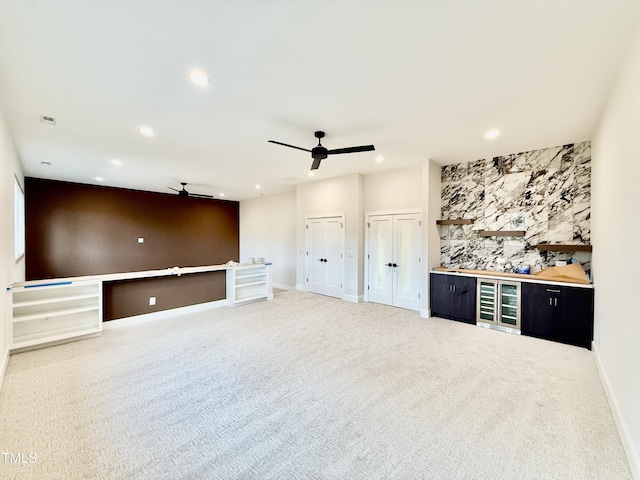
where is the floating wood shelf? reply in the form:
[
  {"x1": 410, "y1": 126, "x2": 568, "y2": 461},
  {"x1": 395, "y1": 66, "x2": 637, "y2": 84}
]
[
  {"x1": 479, "y1": 230, "x2": 525, "y2": 237},
  {"x1": 536, "y1": 244, "x2": 592, "y2": 252},
  {"x1": 436, "y1": 219, "x2": 475, "y2": 225}
]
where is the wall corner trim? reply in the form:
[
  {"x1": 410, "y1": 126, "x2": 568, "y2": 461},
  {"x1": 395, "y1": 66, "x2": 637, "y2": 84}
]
[
  {"x1": 0, "y1": 346, "x2": 10, "y2": 392},
  {"x1": 592, "y1": 344, "x2": 640, "y2": 479}
]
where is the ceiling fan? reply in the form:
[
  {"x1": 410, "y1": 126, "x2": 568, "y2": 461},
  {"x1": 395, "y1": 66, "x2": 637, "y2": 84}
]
[
  {"x1": 167, "y1": 182, "x2": 213, "y2": 198},
  {"x1": 268, "y1": 131, "x2": 375, "y2": 170}
]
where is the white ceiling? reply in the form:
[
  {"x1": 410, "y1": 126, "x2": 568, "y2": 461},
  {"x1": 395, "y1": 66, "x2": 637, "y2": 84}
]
[{"x1": 1, "y1": 1, "x2": 639, "y2": 200}]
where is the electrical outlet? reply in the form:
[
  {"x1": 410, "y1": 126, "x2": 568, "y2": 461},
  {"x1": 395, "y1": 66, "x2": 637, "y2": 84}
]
[{"x1": 149, "y1": 296, "x2": 156, "y2": 306}]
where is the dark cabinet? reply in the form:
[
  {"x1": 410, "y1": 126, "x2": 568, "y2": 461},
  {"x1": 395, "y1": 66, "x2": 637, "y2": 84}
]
[
  {"x1": 521, "y1": 283, "x2": 594, "y2": 349},
  {"x1": 430, "y1": 273, "x2": 477, "y2": 324}
]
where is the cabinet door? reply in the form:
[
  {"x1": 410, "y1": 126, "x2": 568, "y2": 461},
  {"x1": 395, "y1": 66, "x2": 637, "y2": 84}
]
[
  {"x1": 429, "y1": 273, "x2": 451, "y2": 318},
  {"x1": 557, "y1": 287, "x2": 594, "y2": 349},
  {"x1": 521, "y1": 283, "x2": 557, "y2": 340},
  {"x1": 452, "y1": 276, "x2": 477, "y2": 324}
]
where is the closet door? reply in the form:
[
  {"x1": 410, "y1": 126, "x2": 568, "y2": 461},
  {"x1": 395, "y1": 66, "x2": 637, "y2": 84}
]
[
  {"x1": 323, "y1": 218, "x2": 344, "y2": 298},
  {"x1": 367, "y1": 215, "x2": 394, "y2": 306},
  {"x1": 307, "y1": 218, "x2": 327, "y2": 294},
  {"x1": 392, "y1": 214, "x2": 421, "y2": 311},
  {"x1": 367, "y1": 212, "x2": 421, "y2": 311},
  {"x1": 306, "y1": 216, "x2": 344, "y2": 298}
]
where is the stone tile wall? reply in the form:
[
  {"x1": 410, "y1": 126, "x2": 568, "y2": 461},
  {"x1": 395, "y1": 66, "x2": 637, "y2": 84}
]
[{"x1": 440, "y1": 141, "x2": 591, "y2": 274}]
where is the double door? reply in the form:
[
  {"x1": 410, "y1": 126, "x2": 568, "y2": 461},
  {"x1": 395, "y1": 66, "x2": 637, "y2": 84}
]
[
  {"x1": 306, "y1": 216, "x2": 344, "y2": 298},
  {"x1": 367, "y1": 213, "x2": 421, "y2": 310}
]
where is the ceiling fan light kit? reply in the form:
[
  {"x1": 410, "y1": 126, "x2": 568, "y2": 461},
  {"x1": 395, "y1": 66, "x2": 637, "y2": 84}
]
[{"x1": 269, "y1": 130, "x2": 375, "y2": 170}]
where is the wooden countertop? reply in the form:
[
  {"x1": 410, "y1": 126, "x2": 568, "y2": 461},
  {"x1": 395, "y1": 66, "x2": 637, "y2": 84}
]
[{"x1": 433, "y1": 266, "x2": 593, "y2": 288}]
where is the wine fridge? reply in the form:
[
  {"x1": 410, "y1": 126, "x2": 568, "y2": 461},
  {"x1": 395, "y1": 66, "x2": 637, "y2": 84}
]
[{"x1": 476, "y1": 279, "x2": 521, "y2": 332}]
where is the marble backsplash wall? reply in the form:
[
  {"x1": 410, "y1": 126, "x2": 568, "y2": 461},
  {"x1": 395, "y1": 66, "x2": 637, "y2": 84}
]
[{"x1": 440, "y1": 141, "x2": 591, "y2": 274}]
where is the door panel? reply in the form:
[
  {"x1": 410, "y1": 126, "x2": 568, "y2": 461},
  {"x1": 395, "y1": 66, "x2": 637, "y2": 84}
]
[
  {"x1": 392, "y1": 214, "x2": 421, "y2": 310},
  {"x1": 306, "y1": 219, "x2": 326, "y2": 295},
  {"x1": 324, "y1": 218, "x2": 344, "y2": 298},
  {"x1": 368, "y1": 216, "x2": 393, "y2": 305}
]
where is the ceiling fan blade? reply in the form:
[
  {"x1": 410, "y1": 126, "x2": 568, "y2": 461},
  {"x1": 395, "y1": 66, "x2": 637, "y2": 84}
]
[
  {"x1": 190, "y1": 193, "x2": 214, "y2": 199},
  {"x1": 311, "y1": 158, "x2": 322, "y2": 170},
  {"x1": 327, "y1": 145, "x2": 375, "y2": 155},
  {"x1": 168, "y1": 187, "x2": 180, "y2": 192},
  {"x1": 268, "y1": 140, "x2": 312, "y2": 153}
]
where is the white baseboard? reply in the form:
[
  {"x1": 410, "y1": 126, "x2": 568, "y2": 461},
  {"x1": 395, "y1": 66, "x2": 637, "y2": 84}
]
[
  {"x1": 103, "y1": 300, "x2": 227, "y2": 330},
  {"x1": 592, "y1": 343, "x2": 639, "y2": 480},
  {"x1": 273, "y1": 283, "x2": 295, "y2": 291},
  {"x1": 342, "y1": 294, "x2": 363, "y2": 304},
  {"x1": 420, "y1": 308, "x2": 430, "y2": 319},
  {"x1": 295, "y1": 284, "x2": 307, "y2": 292},
  {"x1": 0, "y1": 346, "x2": 9, "y2": 391}
]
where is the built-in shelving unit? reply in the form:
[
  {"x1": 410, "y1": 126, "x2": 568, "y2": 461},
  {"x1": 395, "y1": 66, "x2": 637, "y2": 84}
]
[
  {"x1": 226, "y1": 264, "x2": 273, "y2": 306},
  {"x1": 436, "y1": 219, "x2": 475, "y2": 225},
  {"x1": 11, "y1": 281, "x2": 102, "y2": 350},
  {"x1": 479, "y1": 230, "x2": 525, "y2": 237},
  {"x1": 536, "y1": 244, "x2": 592, "y2": 252}
]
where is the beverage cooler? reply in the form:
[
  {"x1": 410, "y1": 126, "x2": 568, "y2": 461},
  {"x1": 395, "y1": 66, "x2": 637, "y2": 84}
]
[{"x1": 476, "y1": 279, "x2": 521, "y2": 331}]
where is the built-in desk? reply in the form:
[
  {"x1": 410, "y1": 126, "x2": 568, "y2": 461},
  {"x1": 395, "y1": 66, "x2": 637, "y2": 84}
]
[{"x1": 6, "y1": 263, "x2": 273, "y2": 351}]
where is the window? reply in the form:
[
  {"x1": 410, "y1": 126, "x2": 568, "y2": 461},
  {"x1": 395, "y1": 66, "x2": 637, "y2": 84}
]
[{"x1": 14, "y1": 176, "x2": 25, "y2": 261}]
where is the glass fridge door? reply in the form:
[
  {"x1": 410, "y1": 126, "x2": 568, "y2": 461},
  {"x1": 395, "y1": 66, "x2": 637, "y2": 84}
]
[{"x1": 499, "y1": 282, "x2": 521, "y2": 329}]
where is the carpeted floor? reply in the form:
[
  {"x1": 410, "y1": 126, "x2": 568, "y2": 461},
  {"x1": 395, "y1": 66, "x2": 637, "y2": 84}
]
[{"x1": 0, "y1": 290, "x2": 631, "y2": 479}]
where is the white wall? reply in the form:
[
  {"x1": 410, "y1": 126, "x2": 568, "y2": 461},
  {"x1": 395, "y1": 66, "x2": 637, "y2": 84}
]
[
  {"x1": 296, "y1": 174, "x2": 364, "y2": 300},
  {"x1": 591, "y1": 20, "x2": 640, "y2": 479},
  {"x1": 240, "y1": 191, "x2": 297, "y2": 289},
  {"x1": 364, "y1": 164, "x2": 422, "y2": 212},
  {"x1": 0, "y1": 109, "x2": 24, "y2": 389}
]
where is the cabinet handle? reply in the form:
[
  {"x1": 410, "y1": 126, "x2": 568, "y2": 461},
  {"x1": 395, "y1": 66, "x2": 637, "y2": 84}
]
[
  {"x1": 554, "y1": 298, "x2": 558, "y2": 307},
  {"x1": 546, "y1": 289, "x2": 561, "y2": 293},
  {"x1": 549, "y1": 298, "x2": 552, "y2": 306},
  {"x1": 452, "y1": 285, "x2": 456, "y2": 293}
]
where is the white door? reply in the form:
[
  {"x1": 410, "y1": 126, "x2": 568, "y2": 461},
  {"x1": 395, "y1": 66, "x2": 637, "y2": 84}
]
[
  {"x1": 392, "y1": 214, "x2": 421, "y2": 310},
  {"x1": 368, "y1": 215, "x2": 394, "y2": 306},
  {"x1": 306, "y1": 216, "x2": 344, "y2": 298},
  {"x1": 367, "y1": 213, "x2": 421, "y2": 310}
]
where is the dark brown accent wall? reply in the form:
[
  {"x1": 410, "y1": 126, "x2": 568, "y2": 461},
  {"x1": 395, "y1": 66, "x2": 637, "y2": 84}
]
[
  {"x1": 103, "y1": 271, "x2": 226, "y2": 321},
  {"x1": 25, "y1": 177, "x2": 239, "y2": 320}
]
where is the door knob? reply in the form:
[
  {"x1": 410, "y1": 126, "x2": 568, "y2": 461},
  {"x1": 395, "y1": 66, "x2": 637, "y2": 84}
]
[
  {"x1": 392, "y1": 263, "x2": 398, "y2": 268},
  {"x1": 386, "y1": 263, "x2": 393, "y2": 267}
]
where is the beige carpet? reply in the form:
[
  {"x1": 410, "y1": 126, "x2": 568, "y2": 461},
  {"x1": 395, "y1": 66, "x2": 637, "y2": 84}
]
[{"x1": 0, "y1": 290, "x2": 631, "y2": 479}]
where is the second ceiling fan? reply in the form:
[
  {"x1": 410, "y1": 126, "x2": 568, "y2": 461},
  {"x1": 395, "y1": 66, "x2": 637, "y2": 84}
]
[{"x1": 268, "y1": 131, "x2": 375, "y2": 170}]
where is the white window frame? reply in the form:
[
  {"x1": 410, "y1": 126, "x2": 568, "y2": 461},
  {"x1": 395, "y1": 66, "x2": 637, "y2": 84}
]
[{"x1": 14, "y1": 176, "x2": 25, "y2": 262}]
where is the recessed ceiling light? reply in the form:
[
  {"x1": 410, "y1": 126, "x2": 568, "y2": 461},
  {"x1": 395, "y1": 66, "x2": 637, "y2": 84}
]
[
  {"x1": 190, "y1": 70, "x2": 211, "y2": 87},
  {"x1": 485, "y1": 129, "x2": 500, "y2": 140},
  {"x1": 95, "y1": 176, "x2": 104, "y2": 182},
  {"x1": 219, "y1": 193, "x2": 225, "y2": 197},
  {"x1": 254, "y1": 184, "x2": 261, "y2": 190},
  {"x1": 110, "y1": 159, "x2": 122, "y2": 166},
  {"x1": 308, "y1": 171, "x2": 315, "y2": 177},
  {"x1": 375, "y1": 155, "x2": 385, "y2": 163},
  {"x1": 139, "y1": 125, "x2": 155, "y2": 137}
]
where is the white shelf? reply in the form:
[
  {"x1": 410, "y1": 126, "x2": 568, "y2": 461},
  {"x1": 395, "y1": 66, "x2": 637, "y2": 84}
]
[
  {"x1": 235, "y1": 281, "x2": 267, "y2": 288},
  {"x1": 13, "y1": 293, "x2": 98, "y2": 308},
  {"x1": 11, "y1": 281, "x2": 102, "y2": 351},
  {"x1": 226, "y1": 264, "x2": 272, "y2": 306},
  {"x1": 13, "y1": 305, "x2": 100, "y2": 323},
  {"x1": 13, "y1": 326, "x2": 102, "y2": 350},
  {"x1": 235, "y1": 273, "x2": 267, "y2": 280}
]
